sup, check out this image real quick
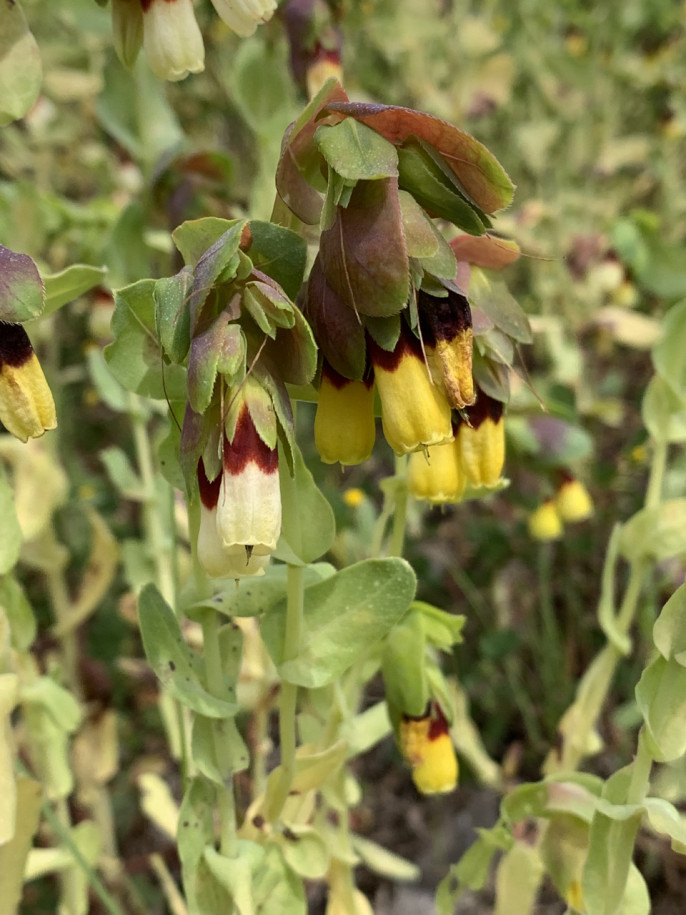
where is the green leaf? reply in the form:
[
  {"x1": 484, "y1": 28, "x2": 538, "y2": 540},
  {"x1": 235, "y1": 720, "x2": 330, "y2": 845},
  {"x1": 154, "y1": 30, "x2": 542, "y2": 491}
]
[
  {"x1": 0, "y1": 776, "x2": 42, "y2": 915},
  {"x1": 100, "y1": 446, "x2": 144, "y2": 501},
  {"x1": 86, "y1": 346, "x2": 129, "y2": 413},
  {"x1": 251, "y1": 845, "x2": 306, "y2": 915},
  {"x1": 154, "y1": 268, "x2": 193, "y2": 364},
  {"x1": 468, "y1": 277, "x2": 532, "y2": 344},
  {"x1": 276, "y1": 826, "x2": 330, "y2": 880},
  {"x1": 619, "y1": 499, "x2": 686, "y2": 564},
  {"x1": 184, "y1": 562, "x2": 334, "y2": 621},
  {"x1": 178, "y1": 777, "x2": 215, "y2": 915},
  {"x1": 381, "y1": 610, "x2": 428, "y2": 719},
  {"x1": 350, "y1": 834, "x2": 420, "y2": 882},
  {"x1": 582, "y1": 784, "x2": 642, "y2": 915},
  {"x1": 137, "y1": 583, "x2": 238, "y2": 719},
  {"x1": 642, "y1": 374, "x2": 686, "y2": 443},
  {"x1": 192, "y1": 715, "x2": 249, "y2": 784},
  {"x1": 105, "y1": 280, "x2": 187, "y2": 400},
  {"x1": 0, "y1": 575, "x2": 35, "y2": 652},
  {"x1": 231, "y1": 36, "x2": 296, "y2": 135},
  {"x1": 315, "y1": 119, "x2": 399, "y2": 181},
  {"x1": 636, "y1": 655, "x2": 686, "y2": 761},
  {"x1": 277, "y1": 442, "x2": 335, "y2": 565},
  {"x1": 653, "y1": 583, "x2": 686, "y2": 665},
  {"x1": 436, "y1": 824, "x2": 513, "y2": 914},
  {"x1": 96, "y1": 54, "x2": 183, "y2": 162},
  {"x1": 319, "y1": 177, "x2": 409, "y2": 318},
  {"x1": 173, "y1": 218, "x2": 236, "y2": 267},
  {"x1": 652, "y1": 300, "x2": 686, "y2": 400},
  {"x1": 203, "y1": 842, "x2": 266, "y2": 915},
  {"x1": 0, "y1": 467, "x2": 21, "y2": 575},
  {"x1": 188, "y1": 316, "x2": 245, "y2": 414},
  {"x1": 0, "y1": 1, "x2": 41, "y2": 127},
  {"x1": 598, "y1": 525, "x2": 632, "y2": 656},
  {"x1": 0, "y1": 245, "x2": 44, "y2": 323},
  {"x1": 247, "y1": 221, "x2": 307, "y2": 301},
  {"x1": 190, "y1": 221, "x2": 247, "y2": 331},
  {"x1": 493, "y1": 842, "x2": 544, "y2": 915},
  {"x1": 42, "y1": 265, "x2": 107, "y2": 316},
  {"x1": 262, "y1": 558, "x2": 417, "y2": 688},
  {"x1": 397, "y1": 139, "x2": 487, "y2": 235}
]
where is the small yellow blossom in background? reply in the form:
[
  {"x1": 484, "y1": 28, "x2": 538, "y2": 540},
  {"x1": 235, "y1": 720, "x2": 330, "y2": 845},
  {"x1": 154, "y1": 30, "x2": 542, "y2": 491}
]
[
  {"x1": 343, "y1": 488, "x2": 366, "y2": 508},
  {"x1": 528, "y1": 500, "x2": 563, "y2": 542},
  {"x1": 555, "y1": 478, "x2": 593, "y2": 523}
]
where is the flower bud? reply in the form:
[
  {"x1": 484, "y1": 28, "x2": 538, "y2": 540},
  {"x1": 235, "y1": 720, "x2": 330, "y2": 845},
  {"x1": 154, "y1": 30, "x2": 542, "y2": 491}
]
[
  {"x1": 399, "y1": 703, "x2": 458, "y2": 795},
  {"x1": 369, "y1": 327, "x2": 452, "y2": 455},
  {"x1": 419, "y1": 288, "x2": 475, "y2": 410},
  {"x1": 458, "y1": 391, "x2": 505, "y2": 487},
  {"x1": 528, "y1": 500, "x2": 563, "y2": 542},
  {"x1": 210, "y1": 0, "x2": 277, "y2": 37},
  {"x1": 141, "y1": 0, "x2": 205, "y2": 82},
  {"x1": 0, "y1": 323, "x2": 57, "y2": 443},
  {"x1": 314, "y1": 362, "x2": 375, "y2": 466},
  {"x1": 555, "y1": 477, "x2": 593, "y2": 523},
  {"x1": 407, "y1": 437, "x2": 465, "y2": 505}
]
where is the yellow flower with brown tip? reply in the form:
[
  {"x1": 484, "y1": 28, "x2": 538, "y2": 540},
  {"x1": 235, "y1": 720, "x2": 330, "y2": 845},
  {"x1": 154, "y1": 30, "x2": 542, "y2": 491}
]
[
  {"x1": 314, "y1": 362, "x2": 376, "y2": 466},
  {"x1": 0, "y1": 323, "x2": 56, "y2": 443},
  {"x1": 399, "y1": 704, "x2": 458, "y2": 795},
  {"x1": 458, "y1": 391, "x2": 505, "y2": 487},
  {"x1": 369, "y1": 326, "x2": 452, "y2": 455},
  {"x1": 528, "y1": 500, "x2": 563, "y2": 541},
  {"x1": 407, "y1": 436, "x2": 465, "y2": 505},
  {"x1": 555, "y1": 477, "x2": 593, "y2": 523},
  {"x1": 419, "y1": 287, "x2": 475, "y2": 410}
]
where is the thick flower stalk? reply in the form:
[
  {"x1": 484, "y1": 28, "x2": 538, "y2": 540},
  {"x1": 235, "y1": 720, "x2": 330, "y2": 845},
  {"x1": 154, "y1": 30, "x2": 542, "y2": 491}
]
[
  {"x1": 457, "y1": 389, "x2": 505, "y2": 488},
  {"x1": 0, "y1": 322, "x2": 56, "y2": 443},
  {"x1": 314, "y1": 361, "x2": 375, "y2": 465},
  {"x1": 399, "y1": 703, "x2": 458, "y2": 795}
]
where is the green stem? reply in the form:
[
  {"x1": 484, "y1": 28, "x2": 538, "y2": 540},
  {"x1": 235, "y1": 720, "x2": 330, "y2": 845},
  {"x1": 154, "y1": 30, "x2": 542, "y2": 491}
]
[
  {"x1": 626, "y1": 728, "x2": 653, "y2": 805},
  {"x1": 268, "y1": 563, "x2": 304, "y2": 823},
  {"x1": 129, "y1": 394, "x2": 191, "y2": 781},
  {"x1": 201, "y1": 609, "x2": 238, "y2": 858},
  {"x1": 388, "y1": 455, "x2": 409, "y2": 558}
]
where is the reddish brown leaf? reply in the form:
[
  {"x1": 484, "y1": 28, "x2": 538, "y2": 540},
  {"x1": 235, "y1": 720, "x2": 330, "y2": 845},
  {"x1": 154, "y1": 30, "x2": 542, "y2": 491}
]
[
  {"x1": 305, "y1": 257, "x2": 366, "y2": 381},
  {"x1": 450, "y1": 234, "x2": 521, "y2": 270},
  {"x1": 325, "y1": 102, "x2": 514, "y2": 214}
]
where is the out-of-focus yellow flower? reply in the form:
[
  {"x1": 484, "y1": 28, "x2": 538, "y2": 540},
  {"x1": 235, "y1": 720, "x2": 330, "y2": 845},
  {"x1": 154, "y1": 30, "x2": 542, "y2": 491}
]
[
  {"x1": 555, "y1": 478, "x2": 593, "y2": 523},
  {"x1": 370, "y1": 327, "x2": 452, "y2": 455},
  {"x1": 407, "y1": 438, "x2": 465, "y2": 505},
  {"x1": 528, "y1": 500, "x2": 563, "y2": 541},
  {"x1": 314, "y1": 363, "x2": 375, "y2": 466},
  {"x1": 399, "y1": 704, "x2": 458, "y2": 795},
  {"x1": 343, "y1": 487, "x2": 365, "y2": 508},
  {"x1": 0, "y1": 322, "x2": 56, "y2": 443},
  {"x1": 458, "y1": 391, "x2": 505, "y2": 488}
]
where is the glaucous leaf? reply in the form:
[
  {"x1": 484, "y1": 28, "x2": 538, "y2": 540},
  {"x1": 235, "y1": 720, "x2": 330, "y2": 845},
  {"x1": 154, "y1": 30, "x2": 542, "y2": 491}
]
[
  {"x1": 636, "y1": 655, "x2": 686, "y2": 761},
  {"x1": 0, "y1": 467, "x2": 22, "y2": 575},
  {"x1": 262, "y1": 558, "x2": 416, "y2": 688},
  {"x1": 642, "y1": 374, "x2": 686, "y2": 443},
  {"x1": 652, "y1": 300, "x2": 686, "y2": 400},
  {"x1": 137, "y1": 583, "x2": 238, "y2": 719},
  {"x1": 247, "y1": 221, "x2": 307, "y2": 301},
  {"x1": 42, "y1": 265, "x2": 107, "y2": 316},
  {"x1": 154, "y1": 267, "x2": 193, "y2": 364},
  {"x1": 277, "y1": 442, "x2": 335, "y2": 565},
  {"x1": 468, "y1": 277, "x2": 532, "y2": 343},
  {"x1": 652, "y1": 583, "x2": 686, "y2": 665},
  {"x1": 619, "y1": 499, "x2": 686, "y2": 564},
  {"x1": 315, "y1": 119, "x2": 399, "y2": 181}
]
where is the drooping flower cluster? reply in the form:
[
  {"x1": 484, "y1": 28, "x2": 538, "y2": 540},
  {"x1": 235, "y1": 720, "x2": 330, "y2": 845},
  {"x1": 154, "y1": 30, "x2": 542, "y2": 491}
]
[
  {"x1": 143, "y1": 217, "x2": 315, "y2": 578},
  {"x1": 111, "y1": 0, "x2": 277, "y2": 81},
  {"x1": 272, "y1": 80, "x2": 528, "y2": 492}
]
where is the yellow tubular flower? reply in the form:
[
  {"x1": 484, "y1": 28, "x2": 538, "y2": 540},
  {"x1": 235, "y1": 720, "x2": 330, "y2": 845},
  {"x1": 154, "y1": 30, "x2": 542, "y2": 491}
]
[
  {"x1": 399, "y1": 704, "x2": 458, "y2": 795},
  {"x1": 555, "y1": 477, "x2": 594, "y2": 523},
  {"x1": 407, "y1": 437, "x2": 465, "y2": 505},
  {"x1": 528, "y1": 500, "x2": 563, "y2": 542},
  {"x1": 0, "y1": 323, "x2": 57, "y2": 443},
  {"x1": 370, "y1": 327, "x2": 453, "y2": 455},
  {"x1": 458, "y1": 391, "x2": 505, "y2": 487},
  {"x1": 314, "y1": 362, "x2": 376, "y2": 466}
]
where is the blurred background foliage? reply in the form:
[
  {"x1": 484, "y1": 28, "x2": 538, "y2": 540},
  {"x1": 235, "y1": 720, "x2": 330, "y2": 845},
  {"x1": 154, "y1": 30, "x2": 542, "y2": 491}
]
[{"x1": 3, "y1": 0, "x2": 686, "y2": 910}]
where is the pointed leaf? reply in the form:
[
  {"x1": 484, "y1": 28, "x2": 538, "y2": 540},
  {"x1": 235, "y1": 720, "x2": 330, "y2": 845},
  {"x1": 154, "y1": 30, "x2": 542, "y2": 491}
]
[
  {"x1": 0, "y1": 245, "x2": 44, "y2": 323},
  {"x1": 304, "y1": 257, "x2": 366, "y2": 380},
  {"x1": 315, "y1": 119, "x2": 399, "y2": 181},
  {"x1": 277, "y1": 442, "x2": 335, "y2": 564}
]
